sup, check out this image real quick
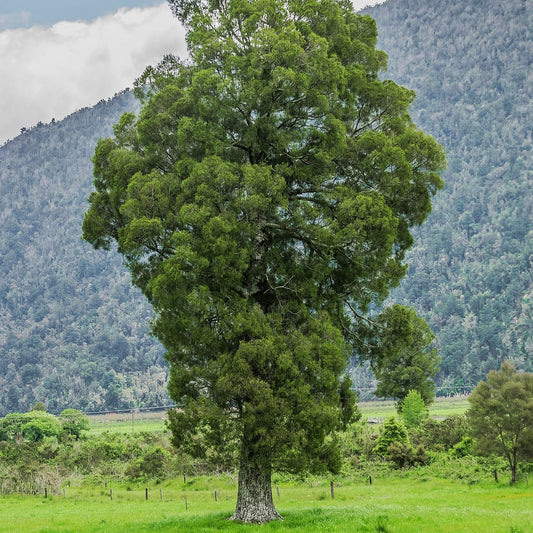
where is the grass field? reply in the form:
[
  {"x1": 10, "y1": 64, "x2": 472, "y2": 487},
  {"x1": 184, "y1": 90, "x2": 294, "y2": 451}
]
[
  {"x1": 87, "y1": 397, "x2": 471, "y2": 434},
  {"x1": 88, "y1": 410, "x2": 168, "y2": 434},
  {"x1": 1, "y1": 475, "x2": 531, "y2": 532},
  {"x1": 359, "y1": 396, "x2": 470, "y2": 421},
  {"x1": 3, "y1": 398, "x2": 529, "y2": 532}
]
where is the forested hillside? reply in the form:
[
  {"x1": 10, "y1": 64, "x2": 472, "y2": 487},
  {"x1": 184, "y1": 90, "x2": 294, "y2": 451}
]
[
  {"x1": 366, "y1": 0, "x2": 532, "y2": 386},
  {"x1": 0, "y1": 92, "x2": 169, "y2": 416},
  {"x1": 0, "y1": 0, "x2": 530, "y2": 414}
]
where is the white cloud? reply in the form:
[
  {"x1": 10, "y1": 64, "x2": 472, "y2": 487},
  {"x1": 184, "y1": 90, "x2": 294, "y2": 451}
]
[
  {"x1": 0, "y1": 4, "x2": 186, "y2": 145},
  {"x1": 0, "y1": 1, "x2": 388, "y2": 145},
  {"x1": 352, "y1": 0, "x2": 388, "y2": 10}
]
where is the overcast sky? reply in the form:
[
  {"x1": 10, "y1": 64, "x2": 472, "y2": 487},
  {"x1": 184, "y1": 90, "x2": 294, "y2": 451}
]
[{"x1": 0, "y1": 0, "x2": 386, "y2": 145}]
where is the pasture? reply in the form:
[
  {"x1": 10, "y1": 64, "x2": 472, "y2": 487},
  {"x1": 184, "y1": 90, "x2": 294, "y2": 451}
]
[
  {"x1": 1, "y1": 398, "x2": 529, "y2": 532},
  {"x1": 86, "y1": 396, "x2": 471, "y2": 434},
  {"x1": 1, "y1": 475, "x2": 531, "y2": 532}
]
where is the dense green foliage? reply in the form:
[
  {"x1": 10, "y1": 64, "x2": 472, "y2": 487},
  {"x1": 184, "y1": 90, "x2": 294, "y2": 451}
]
[
  {"x1": 467, "y1": 361, "x2": 533, "y2": 483},
  {"x1": 0, "y1": 406, "x2": 525, "y2": 494},
  {"x1": 0, "y1": 408, "x2": 89, "y2": 443},
  {"x1": 400, "y1": 390, "x2": 429, "y2": 429},
  {"x1": 374, "y1": 416, "x2": 409, "y2": 456},
  {"x1": 83, "y1": 0, "x2": 444, "y2": 522},
  {"x1": 0, "y1": 92, "x2": 168, "y2": 416},
  {"x1": 367, "y1": 0, "x2": 532, "y2": 386},
  {"x1": 1, "y1": 397, "x2": 530, "y2": 533},
  {"x1": 367, "y1": 305, "x2": 440, "y2": 405}
]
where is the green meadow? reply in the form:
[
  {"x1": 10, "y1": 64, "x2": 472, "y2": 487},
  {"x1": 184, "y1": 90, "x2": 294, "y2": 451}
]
[
  {"x1": 87, "y1": 411, "x2": 168, "y2": 435},
  {"x1": 358, "y1": 396, "x2": 470, "y2": 421},
  {"x1": 86, "y1": 397, "x2": 471, "y2": 435},
  {"x1": 1, "y1": 475, "x2": 531, "y2": 532},
  {"x1": 3, "y1": 398, "x2": 528, "y2": 532}
]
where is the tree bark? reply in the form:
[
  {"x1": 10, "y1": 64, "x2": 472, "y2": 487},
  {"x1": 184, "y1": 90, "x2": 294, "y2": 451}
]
[{"x1": 229, "y1": 445, "x2": 283, "y2": 524}]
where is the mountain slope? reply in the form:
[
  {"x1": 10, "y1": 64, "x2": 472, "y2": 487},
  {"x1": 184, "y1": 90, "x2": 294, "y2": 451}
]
[
  {"x1": 366, "y1": 0, "x2": 532, "y2": 385},
  {"x1": 0, "y1": 0, "x2": 531, "y2": 414},
  {"x1": 0, "y1": 92, "x2": 168, "y2": 415}
]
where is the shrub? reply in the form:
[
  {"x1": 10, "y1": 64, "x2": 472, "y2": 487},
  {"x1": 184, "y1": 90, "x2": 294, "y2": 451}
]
[
  {"x1": 451, "y1": 436, "x2": 474, "y2": 458},
  {"x1": 416, "y1": 415, "x2": 468, "y2": 451},
  {"x1": 59, "y1": 409, "x2": 90, "y2": 440},
  {"x1": 127, "y1": 446, "x2": 170, "y2": 480},
  {"x1": 387, "y1": 442, "x2": 413, "y2": 468},
  {"x1": 374, "y1": 417, "x2": 410, "y2": 457},
  {"x1": 0, "y1": 412, "x2": 62, "y2": 443},
  {"x1": 21, "y1": 412, "x2": 62, "y2": 442}
]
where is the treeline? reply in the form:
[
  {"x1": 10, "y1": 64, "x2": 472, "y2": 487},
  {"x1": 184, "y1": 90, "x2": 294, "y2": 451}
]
[{"x1": 0, "y1": 396, "x2": 528, "y2": 497}]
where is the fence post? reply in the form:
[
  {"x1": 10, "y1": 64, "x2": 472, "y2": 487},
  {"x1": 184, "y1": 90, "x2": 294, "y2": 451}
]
[
  {"x1": 110, "y1": 489, "x2": 113, "y2": 500},
  {"x1": 330, "y1": 481, "x2": 335, "y2": 499},
  {"x1": 160, "y1": 488, "x2": 163, "y2": 501},
  {"x1": 145, "y1": 488, "x2": 149, "y2": 500}
]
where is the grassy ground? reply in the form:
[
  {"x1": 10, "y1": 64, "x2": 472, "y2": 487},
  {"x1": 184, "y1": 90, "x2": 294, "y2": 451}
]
[
  {"x1": 88, "y1": 410, "x2": 168, "y2": 434},
  {"x1": 358, "y1": 396, "x2": 470, "y2": 421},
  {"x1": 87, "y1": 397, "x2": 471, "y2": 435},
  {"x1": 1, "y1": 475, "x2": 531, "y2": 532}
]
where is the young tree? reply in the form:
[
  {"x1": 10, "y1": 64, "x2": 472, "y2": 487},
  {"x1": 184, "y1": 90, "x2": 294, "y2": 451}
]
[
  {"x1": 400, "y1": 389, "x2": 429, "y2": 429},
  {"x1": 374, "y1": 416, "x2": 410, "y2": 456},
  {"x1": 467, "y1": 361, "x2": 533, "y2": 483},
  {"x1": 83, "y1": 0, "x2": 444, "y2": 522}
]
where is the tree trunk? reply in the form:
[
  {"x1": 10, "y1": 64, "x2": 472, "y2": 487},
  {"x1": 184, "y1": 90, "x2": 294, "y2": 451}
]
[
  {"x1": 229, "y1": 445, "x2": 282, "y2": 524},
  {"x1": 509, "y1": 450, "x2": 518, "y2": 484}
]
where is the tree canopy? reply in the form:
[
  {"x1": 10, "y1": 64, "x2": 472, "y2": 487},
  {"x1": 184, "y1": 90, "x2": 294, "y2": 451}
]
[
  {"x1": 467, "y1": 361, "x2": 533, "y2": 483},
  {"x1": 83, "y1": 0, "x2": 444, "y2": 522},
  {"x1": 367, "y1": 305, "x2": 440, "y2": 406}
]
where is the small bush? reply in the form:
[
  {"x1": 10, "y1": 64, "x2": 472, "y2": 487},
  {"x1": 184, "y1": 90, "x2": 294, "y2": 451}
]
[
  {"x1": 451, "y1": 437, "x2": 474, "y2": 458},
  {"x1": 374, "y1": 417, "x2": 410, "y2": 457},
  {"x1": 388, "y1": 442, "x2": 413, "y2": 468},
  {"x1": 416, "y1": 415, "x2": 468, "y2": 451}
]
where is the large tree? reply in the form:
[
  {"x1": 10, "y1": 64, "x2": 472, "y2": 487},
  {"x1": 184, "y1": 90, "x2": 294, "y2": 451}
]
[
  {"x1": 82, "y1": 0, "x2": 444, "y2": 523},
  {"x1": 467, "y1": 361, "x2": 533, "y2": 484}
]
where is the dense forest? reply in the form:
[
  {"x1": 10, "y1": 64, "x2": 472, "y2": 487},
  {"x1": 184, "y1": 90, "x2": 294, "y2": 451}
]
[
  {"x1": 0, "y1": 93, "x2": 169, "y2": 416},
  {"x1": 0, "y1": 0, "x2": 530, "y2": 414},
  {"x1": 367, "y1": 0, "x2": 532, "y2": 386}
]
